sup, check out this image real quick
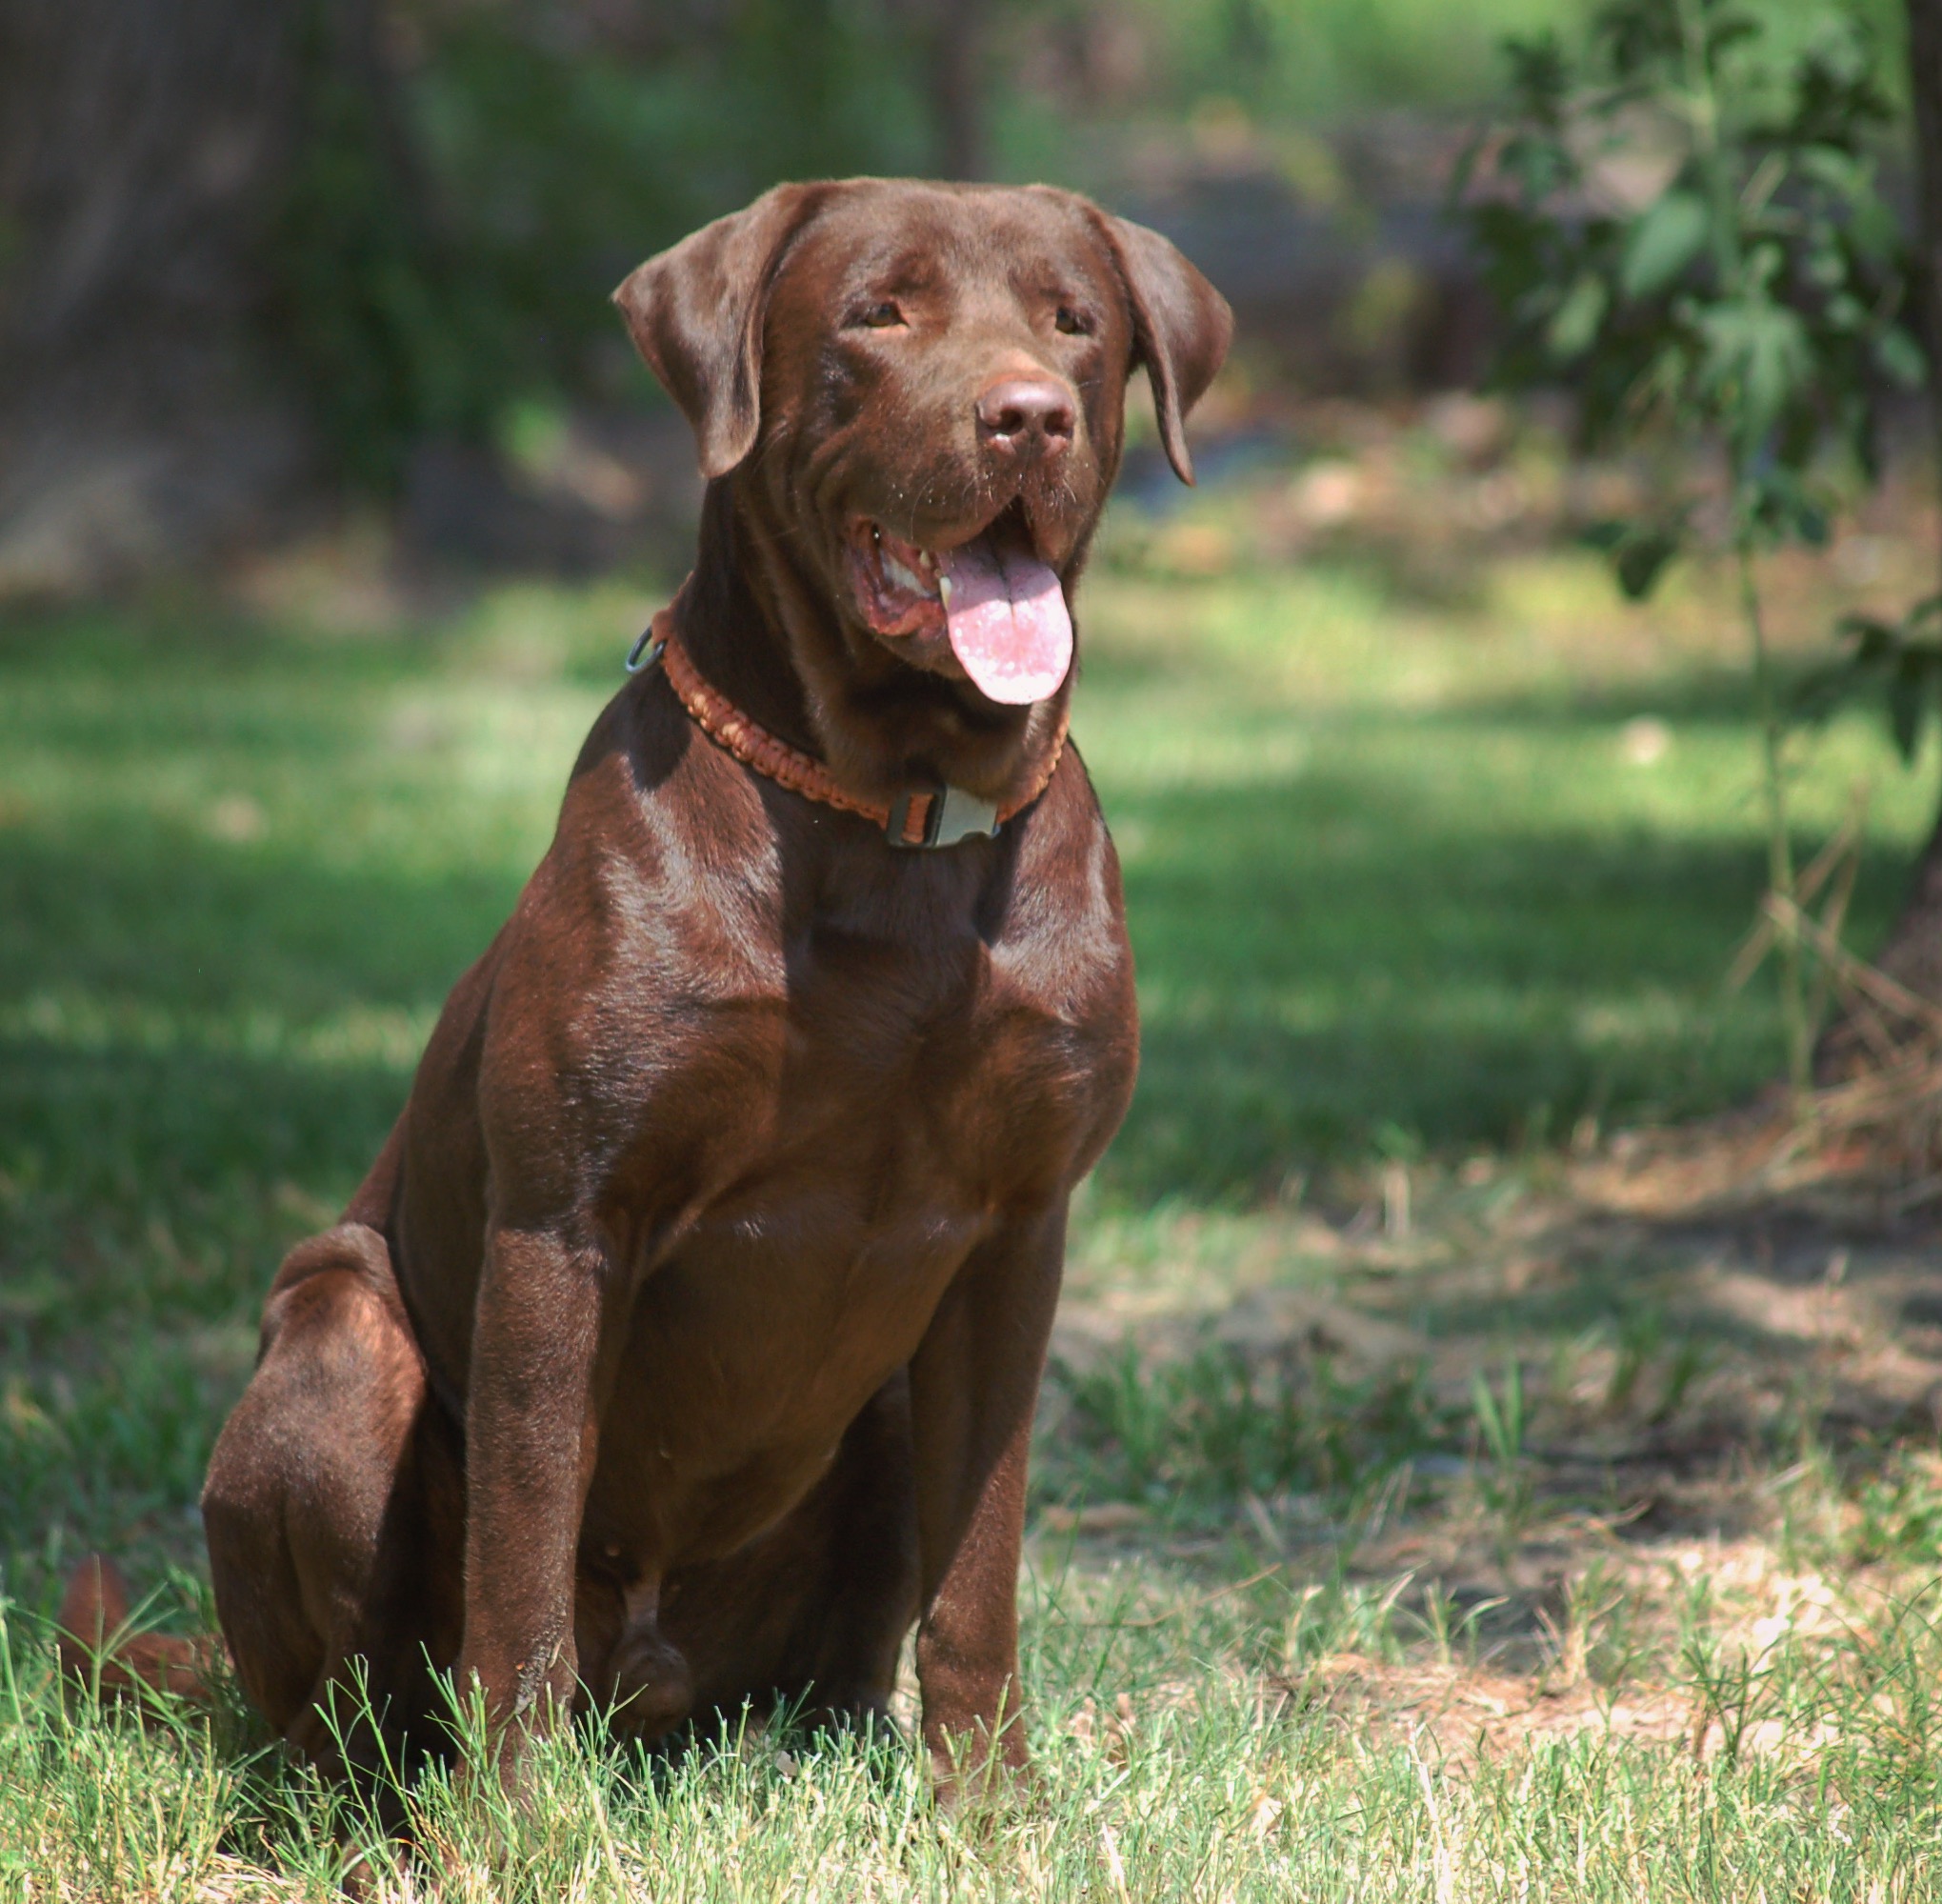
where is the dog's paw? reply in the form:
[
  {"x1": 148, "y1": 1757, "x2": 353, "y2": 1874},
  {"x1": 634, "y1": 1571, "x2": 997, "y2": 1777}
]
[{"x1": 605, "y1": 1625, "x2": 695, "y2": 1742}]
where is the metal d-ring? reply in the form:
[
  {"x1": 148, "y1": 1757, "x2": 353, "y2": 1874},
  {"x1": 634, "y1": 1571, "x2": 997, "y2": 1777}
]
[{"x1": 626, "y1": 626, "x2": 666, "y2": 674}]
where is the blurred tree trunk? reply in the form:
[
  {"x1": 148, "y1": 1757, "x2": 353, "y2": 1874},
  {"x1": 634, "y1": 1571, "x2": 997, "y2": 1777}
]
[
  {"x1": 902, "y1": 0, "x2": 991, "y2": 179},
  {"x1": 0, "y1": 0, "x2": 397, "y2": 597},
  {"x1": 1817, "y1": 0, "x2": 1942, "y2": 1070}
]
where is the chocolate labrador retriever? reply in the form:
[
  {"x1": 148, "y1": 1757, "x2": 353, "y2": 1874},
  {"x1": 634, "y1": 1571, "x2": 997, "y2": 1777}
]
[{"x1": 179, "y1": 178, "x2": 1229, "y2": 1793}]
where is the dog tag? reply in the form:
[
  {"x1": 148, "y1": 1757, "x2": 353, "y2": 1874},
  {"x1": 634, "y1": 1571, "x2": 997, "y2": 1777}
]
[{"x1": 887, "y1": 786, "x2": 1000, "y2": 849}]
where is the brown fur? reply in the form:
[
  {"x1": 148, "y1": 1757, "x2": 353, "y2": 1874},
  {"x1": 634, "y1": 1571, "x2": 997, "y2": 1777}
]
[
  {"x1": 57, "y1": 1555, "x2": 216, "y2": 1705},
  {"x1": 81, "y1": 178, "x2": 1230, "y2": 1796}
]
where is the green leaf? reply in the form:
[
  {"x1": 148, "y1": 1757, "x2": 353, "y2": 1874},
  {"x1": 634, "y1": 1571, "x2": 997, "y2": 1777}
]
[
  {"x1": 1838, "y1": 614, "x2": 1898, "y2": 666},
  {"x1": 1546, "y1": 272, "x2": 1609, "y2": 361},
  {"x1": 1849, "y1": 194, "x2": 1900, "y2": 264},
  {"x1": 1707, "y1": 11, "x2": 1760, "y2": 60},
  {"x1": 1794, "y1": 144, "x2": 1867, "y2": 203},
  {"x1": 1792, "y1": 662, "x2": 1851, "y2": 725},
  {"x1": 1500, "y1": 130, "x2": 1574, "y2": 201},
  {"x1": 1825, "y1": 291, "x2": 1866, "y2": 331},
  {"x1": 1876, "y1": 326, "x2": 1927, "y2": 391},
  {"x1": 1613, "y1": 528, "x2": 1680, "y2": 600},
  {"x1": 1699, "y1": 298, "x2": 1812, "y2": 446},
  {"x1": 1755, "y1": 470, "x2": 1830, "y2": 546},
  {"x1": 1890, "y1": 653, "x2": 1930, "y2": 763},
  {"x1": 1620, "y1": 191, "x2": 1710, "y2": 301},
  {"x1": 1503, "y1": 31, "x2": 1572, "y2": 128},
  {"x1": 1804, "y1": 233, "x2": 1849, "y2": 293}
]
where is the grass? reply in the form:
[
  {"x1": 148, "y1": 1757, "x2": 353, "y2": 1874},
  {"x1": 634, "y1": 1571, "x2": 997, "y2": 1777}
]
[
  {"x1": 11, "y1": 1554, "x2": 1942, "y2": 1900},
  {"x1": 7, "y1": 421, "x2": 1942, "y2": 1893}
]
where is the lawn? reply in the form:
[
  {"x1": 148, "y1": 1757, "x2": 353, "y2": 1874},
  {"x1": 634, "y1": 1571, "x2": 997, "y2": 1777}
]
[{"x1": 7, "y1": 425, "x2": 1942, "y2": 1895}]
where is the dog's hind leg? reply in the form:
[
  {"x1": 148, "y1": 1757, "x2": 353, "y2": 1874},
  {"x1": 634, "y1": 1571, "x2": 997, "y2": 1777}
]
[
  {"x1": 202, "y1": 1222, "x2": 463, "y2": 1786},
  {"x1": 782, "y1": 1367, "x2": 921, "y2": 1729},
  {"x1": 56, "y1": 1554, "x2": 220, "y2": 1706}
]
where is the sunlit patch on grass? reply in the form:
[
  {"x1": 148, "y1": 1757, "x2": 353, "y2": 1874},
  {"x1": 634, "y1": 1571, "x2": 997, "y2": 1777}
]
[{"x1": 2, "y1": 991, "x2": 436, "y2": 1072}]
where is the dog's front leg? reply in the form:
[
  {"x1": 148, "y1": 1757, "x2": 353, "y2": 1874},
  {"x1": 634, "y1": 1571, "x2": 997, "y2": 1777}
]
[
  {"x1": 907, "y1": 1202, "x2": 1066, "y2": 1798},
  {"x1": 456, "y1": 1221, "x2": 621, "y2": 1783}
]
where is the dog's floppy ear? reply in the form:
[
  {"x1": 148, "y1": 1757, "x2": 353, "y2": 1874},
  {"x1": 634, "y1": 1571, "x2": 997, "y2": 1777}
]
[
  {"x1": 613, "y1": 184, "x2": 827, "y2": 480},
  {"x1": 1096, "y1": 213, "x2": 1233, "y2": 485}
]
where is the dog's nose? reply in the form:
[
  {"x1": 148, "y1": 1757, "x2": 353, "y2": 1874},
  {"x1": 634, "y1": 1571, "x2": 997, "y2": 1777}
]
[{"x1": 975, "y1": 378, "x2": 1075, "y2": 457}]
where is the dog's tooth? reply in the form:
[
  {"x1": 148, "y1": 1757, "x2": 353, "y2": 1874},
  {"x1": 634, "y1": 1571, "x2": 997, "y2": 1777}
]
[
  {"x1": 884, "y1": 553, "x2": 939, "y2": 597},
  {"x1": 937, "y1": 572, "x2": 953, "y2": 605}
]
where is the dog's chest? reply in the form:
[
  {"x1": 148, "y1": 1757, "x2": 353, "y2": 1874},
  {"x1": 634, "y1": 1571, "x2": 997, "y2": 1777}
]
[
  {"x1": 773, "y1": 895, "x2": 1122, "y2": 1194},
  {"x1": 633, "y1": 882, "x2": 1126, "y2": 1324},
  {"x1": 603, "y1": 910, "x2": 1121, "y2": 1518}
]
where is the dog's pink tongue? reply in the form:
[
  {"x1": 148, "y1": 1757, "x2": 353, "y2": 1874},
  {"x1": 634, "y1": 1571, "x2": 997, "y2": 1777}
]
[{"x1": 939, "y1": 537, "x2": 1071, "y2": 705}]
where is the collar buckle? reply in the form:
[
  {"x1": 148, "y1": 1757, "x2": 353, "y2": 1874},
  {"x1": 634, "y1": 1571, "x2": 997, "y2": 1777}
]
[{"x1": 887, "y1": 785, "x2": 1000, "y2": 850}]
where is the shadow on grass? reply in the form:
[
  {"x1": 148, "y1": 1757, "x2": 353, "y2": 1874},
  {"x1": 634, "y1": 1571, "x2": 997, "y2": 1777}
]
[
  {"x1": 1, "y1": 761, "x2": 1912, "y2": 1214},
  {"x1": 0, "y1": 813, "x2": 507, "y2": 1238},
  {"x1": 1103, "y1": 768, "x2": 1910, "y2": 1201}
]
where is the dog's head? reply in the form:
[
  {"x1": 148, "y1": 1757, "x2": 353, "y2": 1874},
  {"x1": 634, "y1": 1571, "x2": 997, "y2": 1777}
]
[{"x1": 616, "y1": 179, "x2": 1230, "y2": 795}]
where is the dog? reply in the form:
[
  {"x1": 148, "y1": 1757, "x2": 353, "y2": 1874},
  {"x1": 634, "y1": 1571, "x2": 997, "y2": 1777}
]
[{"x1": 75, "y1": 178, "x2": 1229, "y2": 1796}]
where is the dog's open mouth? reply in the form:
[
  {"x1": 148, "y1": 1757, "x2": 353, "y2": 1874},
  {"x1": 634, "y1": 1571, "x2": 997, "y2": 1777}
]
[{"x1": 847, "y1": 507, "x2": 1072, "y2": 706}]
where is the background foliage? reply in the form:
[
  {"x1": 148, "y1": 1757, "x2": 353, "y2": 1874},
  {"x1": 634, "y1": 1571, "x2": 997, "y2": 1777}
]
[{"x1": 265, "y1": 0, "x2": 1916, "y2": 490}]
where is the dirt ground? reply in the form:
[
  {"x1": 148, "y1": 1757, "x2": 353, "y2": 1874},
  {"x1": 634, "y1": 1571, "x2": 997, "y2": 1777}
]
[{"x1": 1040, "y1": 1108, "x2": 1942, "y2": 1763}]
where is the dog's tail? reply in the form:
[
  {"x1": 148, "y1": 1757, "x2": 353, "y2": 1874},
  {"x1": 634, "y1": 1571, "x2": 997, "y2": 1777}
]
[{"x1": 57, "y1": 1556, "x2": 219, "y2": 1705}]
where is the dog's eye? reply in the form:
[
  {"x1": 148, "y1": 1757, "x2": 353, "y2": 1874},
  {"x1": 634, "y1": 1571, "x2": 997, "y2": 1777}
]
[
  {"x1": 1054, "y1": 305, "x2": 1091, "y2": 336},
  {"x1": 856, "y1": 300, "x2": 905, "y2": 330}
]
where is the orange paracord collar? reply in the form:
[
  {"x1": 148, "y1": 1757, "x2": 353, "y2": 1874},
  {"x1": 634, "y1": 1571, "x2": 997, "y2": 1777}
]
[{"x1": 630, "y1": 609, "x2": 1068, "y2": 849}]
